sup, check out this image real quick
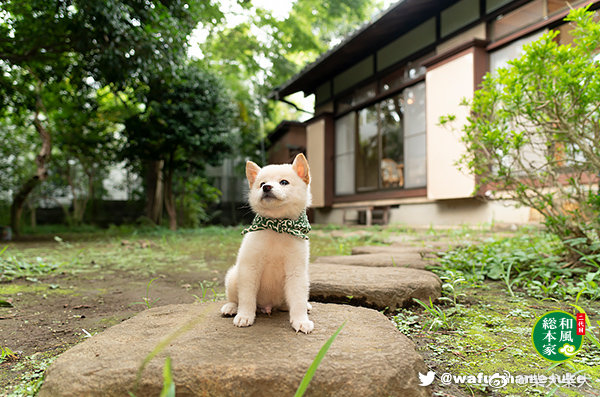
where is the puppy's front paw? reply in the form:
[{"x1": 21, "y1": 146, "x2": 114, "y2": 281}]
[
  {"x1": 220, "y1": 302, "x2": 238, "y2": 316},
  {"x1": 291, "y1": 318, "x2": 314, "y2": 334},
  {"x1": 233, "y1": 313, "x2": 255, "y2": 327}
]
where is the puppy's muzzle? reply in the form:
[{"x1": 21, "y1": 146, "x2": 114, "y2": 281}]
[{"x1": 261, "y1": 184, "x2": 277, "y2": 199}]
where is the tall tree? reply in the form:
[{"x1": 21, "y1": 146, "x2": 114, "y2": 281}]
[
  {"x1": 0, "y1": 0, "x2": 219, "y2": 234},
  {"x1": 123, "y1": 64, "x2": 236, "y2": 230},
  {"x1": 197, "y1": 0, "x2": 384, "y2": 154}
]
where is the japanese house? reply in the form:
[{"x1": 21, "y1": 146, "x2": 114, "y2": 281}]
[{"x1": 270, "y1": 0, "x2": 599, "y2": 225}]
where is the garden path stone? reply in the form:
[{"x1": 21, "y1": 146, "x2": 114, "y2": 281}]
[
  {"x1": 310, "y1": 263, "x2": 442, "y2": 310},
  {"x1": 315, "y1": 253, "x2": 429, "y2": 269},
  {"x1": 39, "y1": 302, "x2": 430, "y2": 397},
  {"x1": 351, "y1": 245, "x2": 431, "y2": 256}
]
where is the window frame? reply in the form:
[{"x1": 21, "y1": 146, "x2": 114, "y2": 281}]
[{"x1": 333, "y1": 77, "x2": 427, "y2": 197}]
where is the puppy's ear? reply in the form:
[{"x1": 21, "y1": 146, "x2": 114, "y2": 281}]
[
  {"x1": 246, "y1": 161, "x2": 261, "y2": 188},
  {"x1": 292, "y1": 153, "x2": 310, "y2": 185}
]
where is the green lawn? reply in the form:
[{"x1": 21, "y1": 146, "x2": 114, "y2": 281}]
[{"x1": 1, "y1": 224, "x2": 599, "y2": 396}]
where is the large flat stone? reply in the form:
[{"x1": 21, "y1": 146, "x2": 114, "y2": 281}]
[
  {"x1": 351, "y1": 245, "x2": 429, "y2": 256},
  {"x1": 315, "y1": 253, "x2": 428, "y2": 269},
  {"x1": 310, "y1": 263, "x2": 441, "y2": 310},
  {"x1": 39, "y1": 302, "x2": 430, "y2": 397}
]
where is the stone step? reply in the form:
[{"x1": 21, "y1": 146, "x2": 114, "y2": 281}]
[
  {"x1": 351, "y1": 245, "x2": 430, "y2": 256},
  {"x1": 310, "y1": 263, "x2": 441, "y2": 310},
  {"x1": 315, "y1": 253, "x2": 429, "y2": 269},
  {"x1": 39, "y1": 302, "x2": 431, "y2": 397}
]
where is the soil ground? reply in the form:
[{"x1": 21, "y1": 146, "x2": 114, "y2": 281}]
[
  {"x1": 2, "y1": 225, "x2": 600, "y2": 396},
  {"x1": 0, "y1": 225, "x2": 387, "y2": 395}
]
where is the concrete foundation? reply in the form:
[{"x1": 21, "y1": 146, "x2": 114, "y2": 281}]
[{"x1": 313, "y1": 198, "x2": 533, "y2": 227}]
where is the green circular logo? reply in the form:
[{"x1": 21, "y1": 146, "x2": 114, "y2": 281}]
[{"x1": 532, "y1": 311, "x2": 583, "y2": 362}]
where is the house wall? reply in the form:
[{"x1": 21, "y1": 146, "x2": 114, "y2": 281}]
[
  {"x1": 267, "y1": 125, "x2": 307, "y2": 165},
  {"x1": 425, "y1": 49, "x2": 477, "y2": 200},
  {"x1": 286, "y1": 0, "x2": 599, "y2": 226},
  {"x1": 306, "y1": 119, "x2": 326, "y2": 207}
]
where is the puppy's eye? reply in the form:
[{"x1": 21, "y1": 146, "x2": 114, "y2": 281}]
[
  {"x1": 259, "y1": 182, "x2": 265, "y2": 187},
  {"x1": 280, "y1": 180, "x2": 289, "y2": 186}
]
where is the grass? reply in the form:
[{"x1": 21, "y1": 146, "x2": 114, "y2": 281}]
[
  {"x1": 132, "y1": 277, "x2": 161, "y2": 309},
  {"x1": 294, "y1": 322, "x2": 346, "y2": 397},
  {"x1": 403, "y1": 227, "x2": 600, "y2": 396},
  {"x1": 0, "y1": 224, "x2": 381, "y2": 395},
  {"x1": 3, "y1": 223, "x2": 600, "y2": 396}
]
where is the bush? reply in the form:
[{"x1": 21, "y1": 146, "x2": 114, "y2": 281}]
[{"x1": 442, "y1": 6, "x2": 600, "y2": 258}]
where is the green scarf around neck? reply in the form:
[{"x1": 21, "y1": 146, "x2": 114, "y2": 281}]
[{"x1": 242, "y1": 210, "x2": 311, "y2": 240}]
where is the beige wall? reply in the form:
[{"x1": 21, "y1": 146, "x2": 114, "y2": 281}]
[
  {"x1": 306, "y1": 119, "x2": 326, "y2": 208},
  {"x1": 426, "y1": 51, "x2": 476, "y2": 200}
]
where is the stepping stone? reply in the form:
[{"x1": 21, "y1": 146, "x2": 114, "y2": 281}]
[
  {"x1": 39, "y1": 302, "x2": 430, "y2": 397},
  {"x1": 351, "y1": 245, "x2": 429, "y2": 255},
  {"x1": 390, "y1": 240, "x2": 457, "y2": 252},
  {"x1": 315, "y1": 253, "x2": 429, "y2": 269},
  {"x1": 310, "y1": 263, "x2": 441, "y2": 310}
]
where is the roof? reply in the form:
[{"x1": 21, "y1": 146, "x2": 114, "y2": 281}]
[{"x1": 272, "y1": 0, "x2": 461, "y2": 99}]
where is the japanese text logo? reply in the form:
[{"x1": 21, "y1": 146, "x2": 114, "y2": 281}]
[{"x1": 531, "y1": 311, "x2": 584, "y2": 362}]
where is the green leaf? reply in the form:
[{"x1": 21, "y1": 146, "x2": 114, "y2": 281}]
[
  {"x1": 160, "y1": 357, "x2": 176, "y2": 397},
  {"x1": 294, "y1": 322, "x2": 346, "y2": 397},
  {"x1": 0, "y1": 300, "x2": 13, "y2": 308}
]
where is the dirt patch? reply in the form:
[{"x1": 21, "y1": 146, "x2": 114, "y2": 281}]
[{"x1": 0, "y1": 267, "x2": 224, "y2": 393}]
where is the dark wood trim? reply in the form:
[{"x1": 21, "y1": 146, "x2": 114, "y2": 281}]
[
  {"x1": 423, "y1": 39, "x2": 488, "y2": 68},
  {"x1": 473, "y1": 43, "x2": 489, "y2": 90},
  {"x1": 331, "y1": 46, "x2": 435, "y2": 114},
  {"x1": 333, "y1": 187, "x2": 427, "y2": 204},
  {"x1": 487, "y1": 0, "x2": 600, "y2": 52},
  {"x1": 435, "y1": 11, "x2": 442, "y2": 41},
  {"x1": 324, "y1": 114, "x2": 335, "y2": 207},
  {"x1": 303, "y1": 111, "x2": 333, "y2": 126},
  {"x1": 334, "y1": 75, "x2": 426, "y2": 119}
]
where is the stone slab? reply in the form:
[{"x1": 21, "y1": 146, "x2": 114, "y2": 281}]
[
  {"x1": 315, "y1": 253, "x2": 429, "y2": 269},
  {"x1": 310, "y1": 263, "x2": 442, "y2": 310},
  {"x1": 351, "y1": 245, "x2": 429, "y2": 256},
  {"x1": 39, "y1": 302, "x2": 430, "y2": 397}
]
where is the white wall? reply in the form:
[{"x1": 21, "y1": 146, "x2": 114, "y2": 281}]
[{"x1": 426, "y1": 50, "x2": 477, "y2": 200}]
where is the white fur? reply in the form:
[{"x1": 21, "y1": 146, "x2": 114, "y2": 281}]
[{"x1": 220, "y1": 154, "x2": 314, "y2": 333}]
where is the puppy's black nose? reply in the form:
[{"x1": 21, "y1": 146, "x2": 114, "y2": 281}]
[{"x1": 262, "y1": 184, "x2": 272, "y2": 192}]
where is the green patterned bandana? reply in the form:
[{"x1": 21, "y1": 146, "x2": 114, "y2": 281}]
[{"x1": 242, "y1": 210, "x2": 311, "y2": 240}]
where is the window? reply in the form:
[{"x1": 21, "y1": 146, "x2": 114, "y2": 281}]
[
  {"x1": 356, "y1": 105, "x2": 379, "y2": 191},
  {"x1": 403, "y1": 83, "x2": 427, "y2": 188},
  {"x1": 491, "y1": 0, "x2": 544, "y2": 40},
  {"x1": 334, "y1": 82, "x2": 427, "y2": 195},
  {"x1": 334, "y1": 113, "x2": 355, "y2": 195},
  {"x1": 490, "y1": 0, "x2": 587, "y2": 41},
  {"x1": 380, "y1": 96, "x2": 404, "y2": 189}
]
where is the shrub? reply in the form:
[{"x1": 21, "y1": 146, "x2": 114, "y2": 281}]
[{"x1": 442, "y1": 6, "x2": 600, "y2": 258}]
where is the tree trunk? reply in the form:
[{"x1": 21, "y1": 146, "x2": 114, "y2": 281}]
[
  {"x1": 10, "y1": 85, "x2": 52, "y2": 236},
  {"x1": 144, "y1": 160, "x2": 164, "y2": 225},
  {"x1": 164, "y1": 154, "x2": 177, "y2": 231},
  {"x1": 10, "y1": 177, "x2": 39, "y2": 235},
  {"x1": 27, "y1": 198, "x2": 36, "y2": 229}
]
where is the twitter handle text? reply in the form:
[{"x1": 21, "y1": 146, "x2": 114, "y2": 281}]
[{"x1": 419, "y1": 371, "x2": 591, "y2": 389}]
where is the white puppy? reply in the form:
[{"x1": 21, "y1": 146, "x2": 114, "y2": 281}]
[{"x1": 220, "y1": 153, "x2": 314, "y2": 334}]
